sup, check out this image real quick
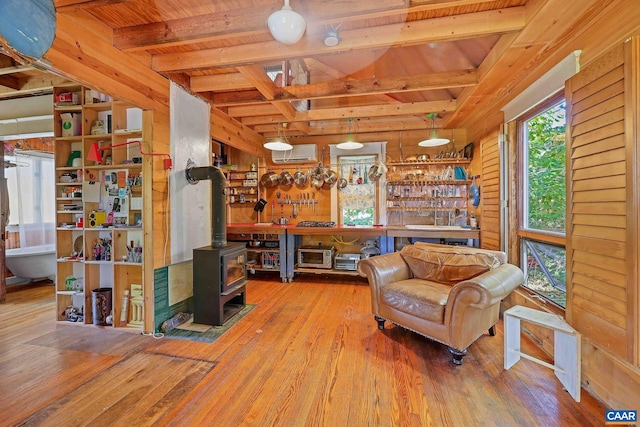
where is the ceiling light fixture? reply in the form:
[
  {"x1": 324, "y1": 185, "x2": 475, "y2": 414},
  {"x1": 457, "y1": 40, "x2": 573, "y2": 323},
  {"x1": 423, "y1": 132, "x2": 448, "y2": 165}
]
[
  {"x1": 323, "y1": 29, "x2": 341, "y2": 47},
  {"x1": 267, "y1": 0, "x2": 306, "y2": 45},
  {"x1": 337, "y1": 118, "x2": 363, "y2": 150},
  {"x1": 264, "y1": 123, "x2": 294, "y2": 151},
  {"x1": 418, "y1": 113, "x2": 450, "y2": 147}
]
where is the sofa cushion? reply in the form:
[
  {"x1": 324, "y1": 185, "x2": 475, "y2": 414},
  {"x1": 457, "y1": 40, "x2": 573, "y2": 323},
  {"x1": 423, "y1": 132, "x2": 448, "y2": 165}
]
[
  {"x1": 413, "y1": 241, "x2": 507, "y2": 264},
  {"x1": 400, "y1": 244, "x2": 502, "y2": 285},
  {"x1": 381, "y1": 279, "x2": 450, "y2": 323}
]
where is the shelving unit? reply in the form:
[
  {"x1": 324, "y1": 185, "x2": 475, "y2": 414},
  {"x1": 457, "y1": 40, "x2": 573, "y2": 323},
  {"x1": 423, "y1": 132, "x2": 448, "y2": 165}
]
[
  {"x1": 53, "y1": 82, "x2": 148, "y2": 329},
  {"x1": 385, "y1": 159, "x2": 471, "y2": 227},
  {"x1": 225, "y1": 170, "x2": 259, "y2": 205}
]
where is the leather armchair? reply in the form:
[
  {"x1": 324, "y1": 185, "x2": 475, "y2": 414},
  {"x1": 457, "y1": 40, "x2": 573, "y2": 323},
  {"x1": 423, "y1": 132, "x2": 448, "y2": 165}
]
[{"x1": 357, "y1": 242, "x2": 524, "y2": 364}]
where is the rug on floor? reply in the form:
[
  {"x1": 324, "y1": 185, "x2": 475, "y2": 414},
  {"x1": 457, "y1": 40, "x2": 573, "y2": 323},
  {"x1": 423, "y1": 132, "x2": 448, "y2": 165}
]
[{"x1": 164, "y1": 304, "x2": 256, "y2": 343}]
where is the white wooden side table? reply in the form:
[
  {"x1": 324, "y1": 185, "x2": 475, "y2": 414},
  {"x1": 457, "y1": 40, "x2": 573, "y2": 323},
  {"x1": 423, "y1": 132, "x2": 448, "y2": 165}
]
[{"x1": 504, "y1": 305, "x2": 581, "y2": 402}]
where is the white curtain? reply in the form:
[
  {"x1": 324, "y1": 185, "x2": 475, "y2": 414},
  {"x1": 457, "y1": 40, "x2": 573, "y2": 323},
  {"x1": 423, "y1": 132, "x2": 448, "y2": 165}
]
[{"x1": 5, "y1": 151, "x2": 55, "y2": 247}]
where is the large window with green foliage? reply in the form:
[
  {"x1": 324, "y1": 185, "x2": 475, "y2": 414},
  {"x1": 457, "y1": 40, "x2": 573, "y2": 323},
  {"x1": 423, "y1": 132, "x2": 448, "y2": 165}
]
[
  {"x1": 338, "y1": 154, "x2": 377, "y2": 226},
  {"x1": 523, "y1": 101, "x2": 566, "y2": 232},
  {"x1": 518, "y1": 96, "x2": 567, "y2": 307}
]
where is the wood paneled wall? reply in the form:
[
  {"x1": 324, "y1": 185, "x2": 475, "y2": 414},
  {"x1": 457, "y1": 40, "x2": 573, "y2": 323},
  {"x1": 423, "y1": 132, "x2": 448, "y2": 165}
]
[
  {"x1": 479, "y1": 130, "x2": 501, "y2": 250},
  {"x1": 565, "y1": 37, "x2": 640, "y2": 410},
  {"x1": 566, "y1": 43, "x2": 629, "y2": 359}
]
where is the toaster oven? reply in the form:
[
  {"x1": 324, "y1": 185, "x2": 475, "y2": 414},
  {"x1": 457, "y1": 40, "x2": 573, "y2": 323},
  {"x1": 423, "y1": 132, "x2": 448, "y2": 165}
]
[{"x1": 297, "y1": 246, "x2": 335, "y2": 269}]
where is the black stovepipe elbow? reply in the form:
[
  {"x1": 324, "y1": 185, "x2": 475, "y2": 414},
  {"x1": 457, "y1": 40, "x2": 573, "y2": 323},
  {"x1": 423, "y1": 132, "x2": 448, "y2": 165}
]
[{"x1": 185, "y1": 165, "x2": 227, "y2": 247}]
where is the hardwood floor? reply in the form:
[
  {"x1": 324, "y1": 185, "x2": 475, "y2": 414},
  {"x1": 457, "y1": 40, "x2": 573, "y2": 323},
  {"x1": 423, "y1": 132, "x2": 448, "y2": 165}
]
[{"x1": 0, "y1": 276, "x2": 608, "y2": 426}]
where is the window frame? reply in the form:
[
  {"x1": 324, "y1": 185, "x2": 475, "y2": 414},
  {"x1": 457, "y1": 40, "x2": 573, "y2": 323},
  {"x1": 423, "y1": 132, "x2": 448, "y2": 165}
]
[
  {"x1": 516, "y1": 92, "x2": 567, "y2": 309},
  {"x1": 336, "y1": 153, "x2": 379, "y2": 226}
]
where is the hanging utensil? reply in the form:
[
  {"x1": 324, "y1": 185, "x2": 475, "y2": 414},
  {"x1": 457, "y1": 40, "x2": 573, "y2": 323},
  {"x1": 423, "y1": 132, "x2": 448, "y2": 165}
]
[
  {"x1": 260, "y1": 171, "x2": 280, "y2": 188},
  {"x1": 293, "y1": 169, "x2": 308, "y2": 188},
  {"x1": 280, "y1": 170, "x2": 294, "y2": 188},
  {"x1": 337, "y1": 163, "x2": 348, "y2": 189}
]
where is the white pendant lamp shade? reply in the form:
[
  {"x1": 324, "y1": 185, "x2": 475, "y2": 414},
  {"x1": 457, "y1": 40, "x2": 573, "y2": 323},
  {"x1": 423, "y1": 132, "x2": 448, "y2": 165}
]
[
  {"x1": 418, "y1": 113, "x2": 450, "y2": 147},
  {"x1": 418, "y1": 133, "x2": 450, "y2": 147},
  {"x1": 264, "y1": 140, "x2": 293, "y2": 151},
  {"x1": 336, "y1": 140, "x2": 363, "y2": 150},
  {"x1": 337, "y1": 118, "x2": 363, "y2": 150},
  {"x1": 268, "y1": 0, "x2": 306, "y2": 45}
]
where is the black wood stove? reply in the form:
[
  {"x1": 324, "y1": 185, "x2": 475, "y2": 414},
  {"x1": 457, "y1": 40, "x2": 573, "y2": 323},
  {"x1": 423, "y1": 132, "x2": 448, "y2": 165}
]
[{"x1": 187, "y1": 165, "x2": 247, "y2": 326}]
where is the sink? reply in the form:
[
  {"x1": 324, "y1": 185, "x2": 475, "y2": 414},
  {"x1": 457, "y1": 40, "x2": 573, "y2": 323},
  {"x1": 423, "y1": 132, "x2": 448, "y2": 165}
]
[{"x1": 404, "y1": 225, "x2": 465, "y2": 230}]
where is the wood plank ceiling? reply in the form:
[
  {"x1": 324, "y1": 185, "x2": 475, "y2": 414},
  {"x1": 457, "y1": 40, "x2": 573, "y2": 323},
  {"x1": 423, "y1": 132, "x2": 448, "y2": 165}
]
[{"x1": 1, "y1": 0, "x2": 610, "y2": 144}]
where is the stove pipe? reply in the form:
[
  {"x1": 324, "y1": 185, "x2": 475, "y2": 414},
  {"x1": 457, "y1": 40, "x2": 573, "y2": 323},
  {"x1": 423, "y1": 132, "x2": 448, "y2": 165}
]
[{"x1": 185, "y1": 165, "x2": 227, "y2": 247}]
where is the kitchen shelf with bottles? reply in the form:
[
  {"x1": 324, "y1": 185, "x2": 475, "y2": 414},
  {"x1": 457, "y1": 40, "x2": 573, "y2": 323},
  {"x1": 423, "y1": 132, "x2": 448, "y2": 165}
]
[
  {"x1": 225, "y1": 170, "x2": 259, "y2": 205},
  {"x1": 385, "y1": 159, "x2": 472, "y2": 226},
  {"x1": 53, "y1": 82, "x2": 149, "y2": 329}
]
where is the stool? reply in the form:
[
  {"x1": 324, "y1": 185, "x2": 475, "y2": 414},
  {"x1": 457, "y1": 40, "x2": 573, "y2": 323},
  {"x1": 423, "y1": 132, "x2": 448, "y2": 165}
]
[{"x1": 504, "y1": 305, "x2": 581, "y2": 402}]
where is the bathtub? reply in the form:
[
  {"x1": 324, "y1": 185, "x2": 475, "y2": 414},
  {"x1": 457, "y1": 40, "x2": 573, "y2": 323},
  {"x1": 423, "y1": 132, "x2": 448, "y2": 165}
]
[{"x1": 5, "y1": 244, "x2": 56, "y2": 282}]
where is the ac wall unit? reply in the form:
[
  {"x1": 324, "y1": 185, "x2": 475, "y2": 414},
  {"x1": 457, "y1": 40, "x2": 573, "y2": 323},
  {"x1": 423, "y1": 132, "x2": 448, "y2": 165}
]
[{"x1": 271, "y1": 143, "x2": 317, "y2": 164}]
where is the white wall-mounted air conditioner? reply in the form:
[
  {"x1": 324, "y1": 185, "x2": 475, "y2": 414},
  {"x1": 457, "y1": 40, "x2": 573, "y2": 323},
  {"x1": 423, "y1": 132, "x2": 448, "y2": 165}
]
[{"x1": 271, "y1": 143, "x2": 317, "y2": 164}]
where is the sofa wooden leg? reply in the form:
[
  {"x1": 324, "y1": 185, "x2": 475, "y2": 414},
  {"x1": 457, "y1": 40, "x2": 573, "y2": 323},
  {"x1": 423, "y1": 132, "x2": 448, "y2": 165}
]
[
  {"x1": 449, "y1": 347, "x2": 467, "y2": 365},
  {"x1": 374, "y1": 316, "x2": 386, "y2": 330},
  {"x1": 488, "y1": 325, "x2": 496, "y2": 336}
]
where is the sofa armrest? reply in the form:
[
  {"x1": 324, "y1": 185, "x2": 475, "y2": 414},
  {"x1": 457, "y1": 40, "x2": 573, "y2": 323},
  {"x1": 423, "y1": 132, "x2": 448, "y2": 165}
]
[
  {"x1": 357, "y1": 252, "x2": 412, "y2": 286},
  {"x1": 357, "y1": 252, "x2": 412, "y2": 313},
  {"x1": 445, "y1": 263, "x2": 524, "y2": 319}
]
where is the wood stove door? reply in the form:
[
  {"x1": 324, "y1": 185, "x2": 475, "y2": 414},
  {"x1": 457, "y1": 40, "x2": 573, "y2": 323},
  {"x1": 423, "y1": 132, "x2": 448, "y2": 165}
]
[{"x1": 223, "y1": 250, "x2": 246, "y2": 293}]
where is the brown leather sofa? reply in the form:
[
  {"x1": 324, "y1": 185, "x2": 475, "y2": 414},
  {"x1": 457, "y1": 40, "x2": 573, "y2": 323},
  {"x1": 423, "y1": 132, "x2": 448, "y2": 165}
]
[{"x1": 357, "y1": 242, "x2": 524, "y2": 364}]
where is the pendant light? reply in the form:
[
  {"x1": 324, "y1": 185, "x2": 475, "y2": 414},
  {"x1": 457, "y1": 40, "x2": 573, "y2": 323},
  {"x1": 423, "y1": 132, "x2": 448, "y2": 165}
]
[
  {"x1": 267, "y1": 0, "x2": 306, "y2": 45},
  {"x1": 337, "y1": 118, "x2": 363, "y2": 150},
  {"x1": 418, "y1": 113, "x2": 450, "y2": 147},
  {"x1": 264, "y1": 123, "x2": 293, "y2": 151}
]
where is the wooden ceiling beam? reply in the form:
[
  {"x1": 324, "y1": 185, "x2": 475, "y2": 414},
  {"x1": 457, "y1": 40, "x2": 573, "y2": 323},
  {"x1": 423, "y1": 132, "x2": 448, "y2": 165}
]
[
  {"x1": 113, "y1": 0, "x2": 499, "y2": 52},
  {"x1": 195, "y1": 68, "x2": 477, "y2": 106},
  {"x1": 281, "y1": 69, "x2": 477, "y2": 100},
  {"x1": 210, "y1": 90, "x2": 268, "y2": 107},
  {"x1": 235, "y1": 64, "x2": 310, "y2": 134},
  {"x1": 54, "y1": 0, "x2": 129, "y2": 11},
  {"x1": 299, "y1": 99, "x2": 456, "y2": 121},
  {"x1": 227, "y1": 104, "x2": 281, "y2": 118},
  {"x1": 241, "y1": 115, "x2": 288, "y2": 126},
  {"x1": 253, "y1": 115, "x2": 429, "y2": 135},
  {"x1": 113, "y1": 1, "x2": 408, "y2": 52},
  {"x1": 191, "y1": 73, "x2": 254, "y2": 92},
  {"x1": 0, "y1": 75, "x2": 21, "y2": 90},
  {"x1": 151, "y1": 8, "x2": 525, "y2": 72},
  {"x1": 236, "y1": 65, "x2": 278, "y2": 100},
  {"x1": 113, "y1": 5, "x2": 274, "y2": 52},
  {"x1": 0, "y1": 65, "x2": 32, "y2": 76},
  {"x1": 229, "y1": 99, "x2": 455, "y2": 122},
  {"x1": 0, "y1": 74, "x2": 68, "y2": 100}
]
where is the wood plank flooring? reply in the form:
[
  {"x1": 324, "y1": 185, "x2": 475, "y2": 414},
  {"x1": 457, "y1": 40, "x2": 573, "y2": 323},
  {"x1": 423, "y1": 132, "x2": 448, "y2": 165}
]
[{"x1": 0, "y1": 276, "x2": 608, "y2": 426}]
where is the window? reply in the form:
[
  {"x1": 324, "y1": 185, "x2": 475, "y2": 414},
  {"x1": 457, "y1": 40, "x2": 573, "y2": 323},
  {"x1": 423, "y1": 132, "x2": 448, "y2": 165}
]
[
  {"x1": 337, "y1": 154, "x2": 378, "y2": 225},
  {"x1": 4, "y1": 151, "x2": 56, "y2": 248},
  {"x1": 518, "y1": 95, "x2": 567, "y2": 307}
]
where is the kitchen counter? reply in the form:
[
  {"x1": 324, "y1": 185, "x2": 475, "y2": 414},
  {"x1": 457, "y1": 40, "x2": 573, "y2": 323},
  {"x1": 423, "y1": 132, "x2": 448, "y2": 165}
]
[
  {"x1": 227, "y1": 223, "x2": 478, "y2": 239},
  {"x1": 226, "y1": 223, "x2": 480, "y2": 282},
  {"x1": 386, "y1": 225, "x2": 480, "y2": 239}
]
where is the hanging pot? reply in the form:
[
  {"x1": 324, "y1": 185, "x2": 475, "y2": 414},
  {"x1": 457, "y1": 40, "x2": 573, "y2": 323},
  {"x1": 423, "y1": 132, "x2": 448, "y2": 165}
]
[
  {"x1": 279, "y1": 170, "x2": 294, "y2": 188},
  {"x1": 337, "y1": 177, "x2": 348, "y2": 189},
  {"x1": 293, "y1": 169, "x2": 308, "y2": 188},
  {"x1": 260, "y1": 171, "x2": 280, "y2": 188},
  {"x1": 367, "y1": 163, "x2": 386, "y2": 181},
  {"x1": 322, "y1": 169, "x2": 338, "y2": 188},
  {"x1": 311, "y1": 173, "x2": 324, "y2": 190}
]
